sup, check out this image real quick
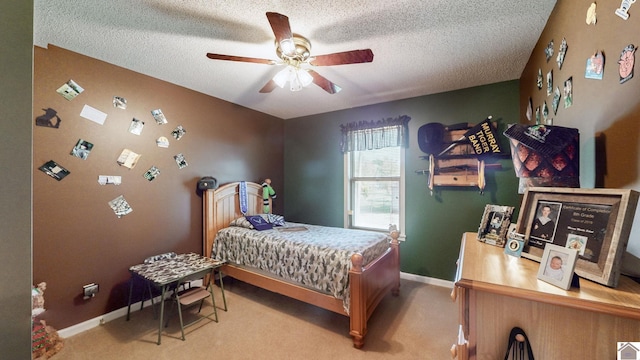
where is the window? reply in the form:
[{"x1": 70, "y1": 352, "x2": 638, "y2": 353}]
[
  {"x1": 340, "y1": 115, "x2": 409, "y2": 238},
  {"x1": 345, "y1": 146, "x2": 405, "y2": 234}
]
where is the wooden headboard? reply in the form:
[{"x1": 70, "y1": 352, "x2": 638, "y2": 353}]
[{"x1": 202, "y1": 181, "x2": 268, "y2": 257}]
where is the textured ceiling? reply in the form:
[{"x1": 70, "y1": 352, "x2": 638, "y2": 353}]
[{"x1": 34, "y1": 0, "x2": 557, "y2": 119}]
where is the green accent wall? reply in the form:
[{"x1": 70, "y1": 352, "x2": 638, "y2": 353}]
[{"x1": 284, "y1": 80, "x2": 522, "y2": 281}]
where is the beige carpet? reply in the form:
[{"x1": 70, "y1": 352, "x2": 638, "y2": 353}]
[{"x1": 55, "y1": 278, "x2": 457, "y2": 359}]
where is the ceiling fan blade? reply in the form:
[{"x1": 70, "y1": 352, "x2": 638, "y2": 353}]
[
  {"x1": 309, "y1": 49, "x2": 374, "y2": 66},
  {"x1": 266, "y1": 12, "x2": 294, "y2": 56},
  {"x1": 206, "y1": 53, "x2": 276, "y2": 65},
  {"x1": 259, "y1": 79, "x2": 278, "y2": 93},
  {"x1": 307, "y1": 70, "x2": 342, "y2": 94}
]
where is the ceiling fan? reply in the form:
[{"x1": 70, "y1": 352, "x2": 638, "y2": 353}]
[{"x1": 206, "y1": 12, "x2": 374, "y2": 94}]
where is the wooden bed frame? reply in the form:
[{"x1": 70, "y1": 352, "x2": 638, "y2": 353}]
[{"x1": 202, "y1": 181, "x2": 400, "y2": 348}]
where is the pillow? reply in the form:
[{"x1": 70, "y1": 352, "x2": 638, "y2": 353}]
[
  {"x1": 266, "y1": 213, "x2": 285, "y2": 226},
  {"x1": 229, "y1": 217, "x2": 254, "y2": 229},
  {"x1": 245, "y1": 215, "x2": 273, "y2": 231}
]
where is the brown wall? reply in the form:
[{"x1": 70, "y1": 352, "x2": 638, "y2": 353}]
[
  {"x1": 33, "y1": 45, "x2": 284, "y2": 328},
  {"x1": 519, "y1": 1, "x2": 640, "y2": 255}
]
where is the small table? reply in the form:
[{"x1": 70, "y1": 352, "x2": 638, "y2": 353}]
[{"x1": 126, "y1": 253, "x2": 226, "y2": 345}]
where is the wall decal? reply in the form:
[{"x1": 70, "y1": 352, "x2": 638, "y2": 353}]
[
  {"x1": 546, "y1": 70, "x2": 553, "y2": 96},
  {"x1": 171, "y1": 125, "x2": 186, "y2": 140},
  {"x1": 586, "y1": 2, "x2": 597, "y2": 25},
  {"x1": 156, "y1": 136, "x2": 170, "y2": 148},
  {"x1": 98, "y1": 175, "x2": 121, "y2": 185},
  {"x1": 563, "y1": 77, "x2": 573, "y2": 108},
  {"x1": 108, "y1": 195, "x2": 132, "y2": 218},
  {"x1": 35, "y1": 108, "x2": 61, "y2": 128},
  {"x1": 113, "y1": 96, "x2": 127, "y2": 109},
  {"x1": 585, "y1": 51, "x2": 605, "y2": 80},
  {"x1": 545, "y1": 39, "x2": 554, "y2": 62},
  {"x1": 151, "y1": 109, "x2": 168, "y2": 125},
  {"x1": 56, "y1": 79, "x2": 84, "y2": 100},
  {"x1": 615, "y1": 0, "x2": 636, "y2": 20},
  {"x1": 618, "y1": 44, "x2": 636, "y2": 84},
  {"x1": 129, "y1": 118, "x2": 144, "y2": 135},
  {"x1": 557, "y1": 38, "x2": 568, "y2": 69},
  {"x1": 143, "y1": 166, "x2": 160, "y2": 181},
  {"x1": 38, "y1": 160, "x2": 70, "y2": 181},
  {"x1": 552, "y1": 87, "x2": 561, "y2": 115},
  {"x1": 80, "y1": 104, "x2": 107, "y2": 125},
  {"x1": 116, "y1": 148, "x2": 141, "y2": 169},
  {"x1": 70, "y1": 139, "x2": 93, "y2": 160},
  {"x1": 174, "y1": 153, "x2": 188, "y2": 169},
  {"x1": 537, "y1": 68, "x2": 543, "y2": 89}
]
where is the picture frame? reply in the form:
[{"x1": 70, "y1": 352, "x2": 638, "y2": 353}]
[
  {"x1": 477, "y1": 204, "x2": 515, "y2": 247},
  {"x1": 516, "y1": 187, "x2": 639, "y2": 287},
  {"x1": 537, "y1": 244, "x2": 579, "y2": 290}
]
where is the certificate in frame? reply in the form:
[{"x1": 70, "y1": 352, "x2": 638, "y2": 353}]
[{"x1": 516, "y1": 187, "x2": 639, "y2": 287}]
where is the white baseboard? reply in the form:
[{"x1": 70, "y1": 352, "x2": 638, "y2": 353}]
[
  {"x1": 60, "y1": 275, "x2": 450, "y2": 338},
  {"x1": 400, "y1": 272, "x2": 454, "y2": 288}
]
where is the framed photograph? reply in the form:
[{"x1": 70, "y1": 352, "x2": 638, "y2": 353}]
[
  {"x1": 516, "y1": 187, "x2": 639, "y2": 287},
  {"x1": 477, "y1": 204, "x2": 515, "y2": 247},
  {"x1": 537, "y1": 244, "x2": 578, "y2": 290}
]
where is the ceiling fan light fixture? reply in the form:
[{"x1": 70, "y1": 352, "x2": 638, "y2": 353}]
[
  {"x1": 279, "y1": 39, "x2": 296, "y2": 57},
  {"x1": 272, "y1": 65, "x2": 313, "y2": 92},
  {"x1": 273, "y1": 66, "x2": 290, "y2": 88}
]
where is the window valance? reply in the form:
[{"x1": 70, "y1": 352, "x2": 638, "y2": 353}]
[{"x1": 340, "y1": 115, "x2": 411, "y2": 153}]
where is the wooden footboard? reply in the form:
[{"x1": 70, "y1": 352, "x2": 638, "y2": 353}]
[
  {"x1": 349, "y1": 230, "x2": 401, "y2": 348},
  {"x1": 203, "y1": 182, "x2": 401, "y2": 348}
]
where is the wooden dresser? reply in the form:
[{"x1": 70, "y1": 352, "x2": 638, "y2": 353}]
[{"x1": 451, "y1": 232, "x2": 640, "y2": 359}]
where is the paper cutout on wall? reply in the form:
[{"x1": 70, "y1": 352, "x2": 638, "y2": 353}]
[
  {"x1": 56, "y1": 79, "x2": 84, "y2": 100},
  {"x1": 129, "y1": 118, "x2": 144, "y2": 135},
  {"x1": 537, "y1": 69, "x2": 543, "y2": 89},
  {"x1": 70, "y1": 139, "x2": 93, "y2": 160},
  {"x1": 38, "y1": 160, "x2": 70, "y2": 181},
  {"x1": 552, "y1": 87, "x2": 561, "y2": 115},
  {"x1": 563, "y1": 77, "x2": 573, "y2": 108},
  {"x1": 109, "y1": 195, "x2": 132, "y2": 218},
  {"x1": 80, "y1": 105, "x2": 107, "y2": 125},
  {"x1": 171, "y1": 125, "x2": 186, "y2": 140},
  {"x1": 618, "y1": 44, "x2": 636, "y2": 84},
  {"x1": 545, "y1": 39, "x2": 554, "y2": 62},
  {"x1": 585, "y1": 51, "x2": 605, "y2": 80},
  {"x1": 151, "y1": 109, "x2": 167, "y2": 125},
  {"x1": 116, "y1": 149, "x2": 141, "y2": 169},
  {"x1": 174, "y1": 153, "x2": 188, "y2": 169},
  {"x1": 113, "y1": 96, "x2": 127, "y2": 109},
  {"x1": 98, "y1": 175, "x2": 121, "y2": 185},
  {"x1": 156, "y1": 136, "x2": 170, "y2": 148},
  {"x1": 546, "y1": 70, "x2": 553, "y2": 96},
  {"x1": 557, "y1": 38, "x2": 568, "y2": 69},
  {"x1": 35, "y1": 108, "x2": 61, "y2": 128},
  {"x1": 586, "y1": 2, "x2": 597, "y2": 24},
  {"x1": 143, "y1": 166, "x2": 160, "y2": 181},
  {"x1": 615, "y1": 0, "x2": 636, "y2": 20}
]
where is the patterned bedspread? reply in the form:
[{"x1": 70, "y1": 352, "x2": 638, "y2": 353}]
[{"x1": 211, "y1": 222, "x2": 391, "y2": 313}]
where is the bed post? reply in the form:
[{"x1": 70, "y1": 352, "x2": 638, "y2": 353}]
[
  {"x1": 349, "y1": 253, "x2": 366, "y2": 348},
  {"x1": 390, "y1": 229, "x2": 400, "y2": 296},
  {"x1": 203, "y1": 189, "x2": 216, "y2": 257}
]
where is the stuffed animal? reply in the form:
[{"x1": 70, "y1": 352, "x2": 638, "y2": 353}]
[
  {"x1": 32, "y1": 282, "x2": 47, "y2": 317},
  {"x1": 32, "y1": 319, "x2": 64, "y2": 359},
  {"x1": 261, "y1": 178, "x2": 276, "y2": 213}
]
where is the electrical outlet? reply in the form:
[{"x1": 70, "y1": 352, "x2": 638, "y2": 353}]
[{"x1": 83, "y1": 283, "x2": 99, "y2": 299}]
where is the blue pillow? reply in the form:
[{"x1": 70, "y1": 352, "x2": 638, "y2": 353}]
[{"x1": 245, "y1": 215, "x2": 273, "y2": 231}]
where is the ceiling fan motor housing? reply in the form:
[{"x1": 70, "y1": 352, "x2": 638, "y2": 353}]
[{"x1": 276, "y1": 34, "x2": 311, "y2": 62}]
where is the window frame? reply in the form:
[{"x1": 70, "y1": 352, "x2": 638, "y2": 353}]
[{"x1": 343, "y1": 146, "x2": 406, "y2": 240}]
